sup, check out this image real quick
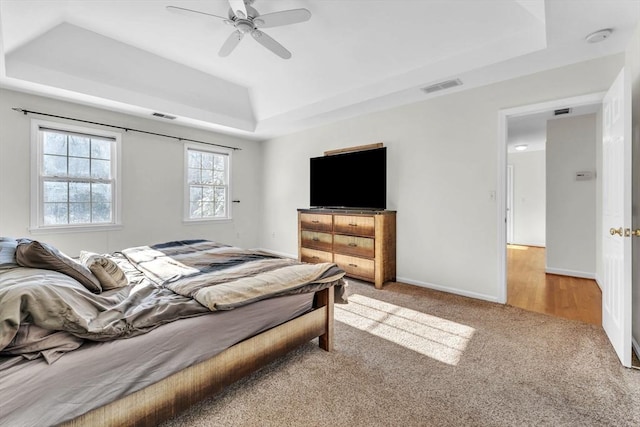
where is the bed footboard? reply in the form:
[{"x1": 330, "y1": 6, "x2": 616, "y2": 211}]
[
  {"x1": 62, "y1": 285, "x2": 335, "y2": 427},
  {"x1": 315, "y1": 286, "x2": 334, "y2": 351}
]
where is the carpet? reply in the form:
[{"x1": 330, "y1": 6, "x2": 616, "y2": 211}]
[{"x1": 160, "y1": 280, "x2": 640, "y2": 426}]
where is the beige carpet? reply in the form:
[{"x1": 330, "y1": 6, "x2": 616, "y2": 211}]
[{"x1": 161, "y1": 280, "x2": 640, "y2": 426}]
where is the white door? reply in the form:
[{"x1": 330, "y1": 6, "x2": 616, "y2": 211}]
[{"x1": 602, "y1": 68, "x2": 632, "y2": 367}]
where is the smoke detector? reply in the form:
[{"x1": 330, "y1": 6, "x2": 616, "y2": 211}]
[{"x1": 585, "y1": 29, "x2": 613, "y2": 43}]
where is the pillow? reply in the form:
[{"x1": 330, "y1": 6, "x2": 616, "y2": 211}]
[
  {"x1": 79, "y1": 251, "x2": 129, "y2": 291},
  {"x1": 0, "y1": 237, "x2": 19, "y2": 270},
  {"x1": 16, "y1": 239, "x2": 102, "y2": 293}
]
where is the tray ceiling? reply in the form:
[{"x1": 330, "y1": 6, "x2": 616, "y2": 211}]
[{"x1": 0, "y1": 0, "x2": 638, "y2": 139}]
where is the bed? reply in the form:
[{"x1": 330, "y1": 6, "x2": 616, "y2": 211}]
[{"x1": 0, "y1": 238, "x2": 346, "y2": 426}]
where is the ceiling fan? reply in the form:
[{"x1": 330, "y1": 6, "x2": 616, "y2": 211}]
[{"x1": 167, "y1": 0, "x2": 311, "y2": 59}]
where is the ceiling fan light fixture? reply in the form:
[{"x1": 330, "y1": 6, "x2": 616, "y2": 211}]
[
  {"x1": 585, "y1": 28, "x2": 613, "y2": 43},
  {"x1": 236, "y1": 21, "x2": 254, "y2": 33},
  {"x1": 168, "y1": 0, "x2": 310, "y2": 59}
]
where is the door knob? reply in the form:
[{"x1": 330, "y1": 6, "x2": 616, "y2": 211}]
[
  {"x1": 632, "y1": 229, "x2": 640, "y2": 237},
  {"x1": 609, "y1": 227, "x2": 623, "y2": 236}
]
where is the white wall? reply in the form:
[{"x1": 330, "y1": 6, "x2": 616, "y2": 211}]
[
  {"x1": 0, "y1": 89, "x2": 263, "y2": 256},
  {"x1": 507, "y1": 150, "x2": 545, "y2": 246},
  {"x1": 0, "y1": 53, "x2": 629, "y2": 304},
  {"x1": 259, "y1": 54, "x2": 624, "y2": 302},
  {"x1": 545, "y1": 114, "x2": 597, "y2": 278}
]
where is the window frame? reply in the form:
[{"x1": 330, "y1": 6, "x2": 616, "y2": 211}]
[
  {"x1": 30, "y1": 119, "x2": 122, "y2": 233},
  {"x1": 183, "y1": 143, "x2": 233, "y2": 223}
]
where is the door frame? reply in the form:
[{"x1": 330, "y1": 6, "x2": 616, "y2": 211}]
[
  {"x1": 506, "y1": 164, "x2": 514, "y2": 244},
  {"x1": 496, "y1": 92, "x2": 605, "y2": 304}
]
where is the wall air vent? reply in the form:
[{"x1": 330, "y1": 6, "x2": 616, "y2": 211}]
[
  {"x1": 554, "y1": 108, "x2": 571, "y2": 116},
  {"x1": 421, "y1": 78, "x2": 463, "y2": 94},
  {"x1": 152, "y1": 112, "x2": 177, "y2": 120}
]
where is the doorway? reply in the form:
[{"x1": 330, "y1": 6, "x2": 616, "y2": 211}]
[
  {"x1": 499, "y1": 85, "x2": 635, "y2": 367},
  {"x1": 504, "y1": 98, "x2": 602, "y2": 324},
  {"x1": 497, "y1": 93, "x2": 605, "y2": 306}
]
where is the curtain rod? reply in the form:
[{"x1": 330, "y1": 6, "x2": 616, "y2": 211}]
[{"x1": 12, "y1": 108, "x2": 241, "y2": 151}]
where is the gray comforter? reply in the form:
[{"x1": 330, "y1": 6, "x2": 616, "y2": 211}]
[
  {"x1": 122, "y1": 240, "x2": 346, "y2": 311},
  {"x1": 0, "y1": 240, "x2": 345, "y2": 363},
  {"x1": 0, "y1": 255, "x2": 209, "y2": 363}
]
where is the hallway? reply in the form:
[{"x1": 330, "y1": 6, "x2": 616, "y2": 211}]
[{"x1": 506, "y1": 245, "x2": 601, "y2": 325}]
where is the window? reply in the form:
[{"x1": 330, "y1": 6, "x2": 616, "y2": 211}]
[
  {"x1": 184, "y1": 144, "x2": 231, "y2": 221},
  {"x1": 31, "y1": 120, "x2": 121, "y2": 231}
]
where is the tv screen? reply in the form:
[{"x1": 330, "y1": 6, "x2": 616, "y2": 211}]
[{"x1": 310, "y1": 147, "x2": 386, "y2": 209}]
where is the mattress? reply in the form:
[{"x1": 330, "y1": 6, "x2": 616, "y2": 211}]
[{"x1": 0, "y1": 292, "x2": 314, "y2": 427}]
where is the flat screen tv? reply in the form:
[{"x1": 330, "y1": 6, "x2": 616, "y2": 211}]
[{"x1": 310, "y1": 147, "x2": 386, "y2": 210}]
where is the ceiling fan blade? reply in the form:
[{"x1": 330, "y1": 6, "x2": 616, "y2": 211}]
[
  {"x1": 255, "y1": 9, "x2": 311, "y2": 28},
  {"x1": 251, "y1": 30, "x2": 291, "y2": 59},
  {"x1": 219, "y1": 30, "x2": 244, "y2": 57},
  {"x1": 228, "y1": 0, "x2": 248, "y2": 19},
  {"x1": 166, "y1": 5, "x2": 226, "y2": 21}
]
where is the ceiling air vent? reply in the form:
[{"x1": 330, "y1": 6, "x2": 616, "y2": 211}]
[
  {"x1": 421, "y1": 78, "x2": 463, "y2": 94},
  {"x1": 554, "y1": 108, "x2": 571, "y2": 116},
  {"x1": 152, "y1": 112, "x2": 177, "y2": 120}
]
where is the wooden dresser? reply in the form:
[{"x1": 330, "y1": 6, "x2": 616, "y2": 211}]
[{"x1": 298, "y1": 209, "x2": 396, "y2": 289}]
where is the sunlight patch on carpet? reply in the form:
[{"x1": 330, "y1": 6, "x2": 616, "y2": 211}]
[{"x1": 335, "y1": 294, "x2": 475, "y2": 365}]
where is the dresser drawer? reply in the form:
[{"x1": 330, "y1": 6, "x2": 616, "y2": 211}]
[
  {"x1": 333, "y1": 234, "x2": 374, "y2": 258},
  {"x1": 300, "y1": 247, "x2": 333, "y2": 264},
  {"x1": 300, "y1": 230, "x2": 332, "y2": 252},
  {"x1": 334, "y1": 215, "x2": 375, "y2": 236},
  {"x1": 334, "y1": 254, "x2": 375, "y2": 281},
  {"x1": 300, "y1": 213, "x2": 333, "y2": 232}
]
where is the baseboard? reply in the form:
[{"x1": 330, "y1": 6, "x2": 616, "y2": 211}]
[
  {"x1": 395, "y1": 276, "x2": 499, "y2": 303},
  {"x1": 544, "y1": 267, "x2": 596, "y2": 280},
  {"x1": 263, "y1": 252, "x2": 499, "y2": 304},
  {"x1": 509, "y1": 241, "x2": 545, "y2": 248},
  {"x1": 632, "y1": 338, "x2": 640, "y2": 369},
  {"x1": 595, "y1": 274, "x2": 603, "y2": 291}
]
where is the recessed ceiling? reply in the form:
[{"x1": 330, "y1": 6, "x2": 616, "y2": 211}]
[{"x1": 0, "y1": 0, "x2": 638, "y2": 140}]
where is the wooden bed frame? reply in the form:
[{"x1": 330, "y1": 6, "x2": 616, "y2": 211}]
[{"x1": 62, "y1": 286, "x2": 335, "y2": 427}]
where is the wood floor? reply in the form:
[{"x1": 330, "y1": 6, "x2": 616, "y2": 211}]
[{"x1": 507, "y1": 245, "x2": 602, "y2": 325}]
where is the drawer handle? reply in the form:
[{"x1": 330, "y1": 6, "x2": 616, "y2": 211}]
[
  {"x1": 312, "y1": 237, "x2": 320, "y2": 241},
  {"x1": 348, "y1": 243, "x2": 358, "y2": 247},
  {"x1": 312, "y1": 256, "x2": 320, "y2": 260},
  {"x1": 312, "y1": 220, "x2": 320, "y2": 223},
  {"x1": 348, "y1": 263, "x2": 358, "y2": 268},
  {"x1": 348, "y1": 223, "x2": 358, "y2": 226}
]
